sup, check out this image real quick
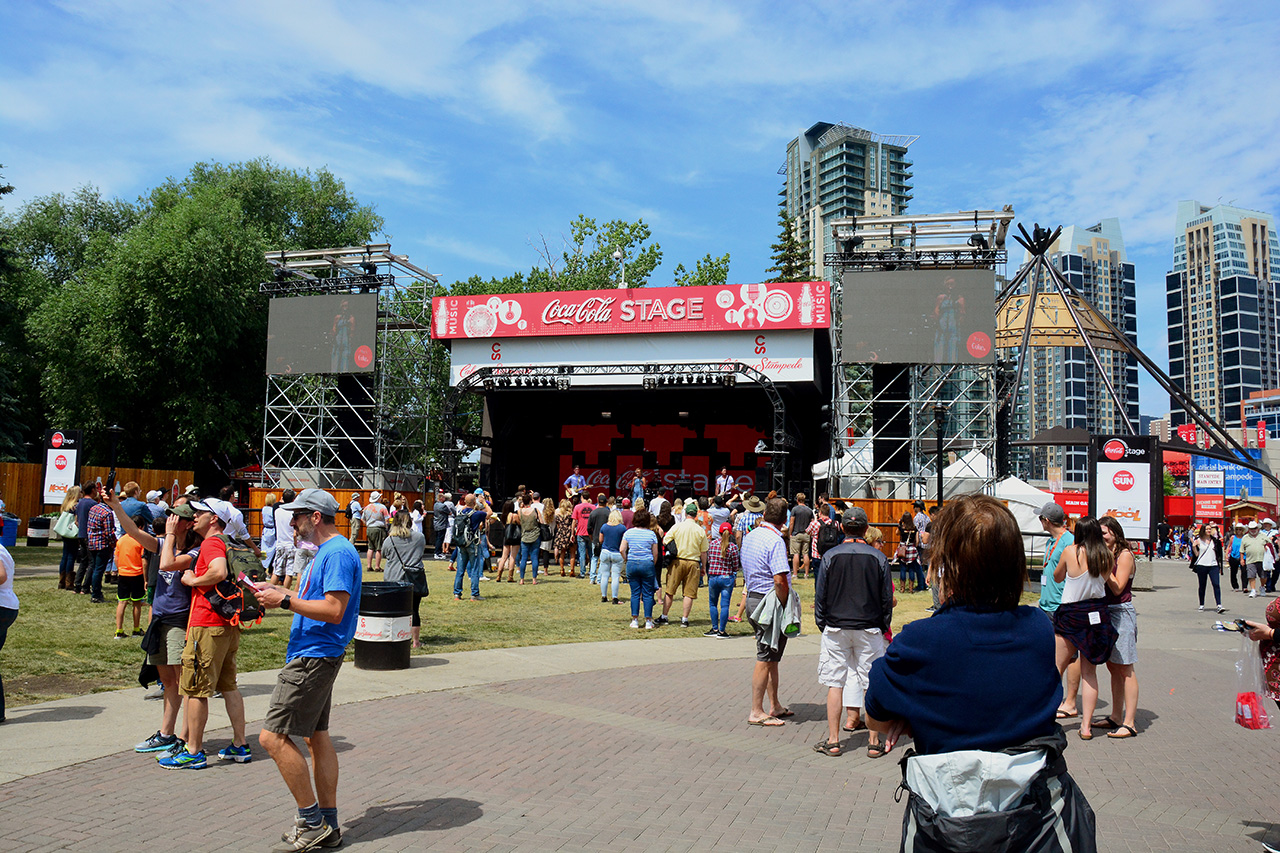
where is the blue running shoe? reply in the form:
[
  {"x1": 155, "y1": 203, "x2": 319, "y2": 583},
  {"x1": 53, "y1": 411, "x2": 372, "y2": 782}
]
[
  {"x1": 217, "y1": 743, "x2": 252, "y2": 763},
  {"x1": 135, "y1": 731, "x2": 178, "y2": 753},
  {"x1": 158, "y1": 748, "x2": 206, "y2": 770}
]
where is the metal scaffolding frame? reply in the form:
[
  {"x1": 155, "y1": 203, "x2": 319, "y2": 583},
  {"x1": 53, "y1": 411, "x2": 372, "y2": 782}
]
[
  {"x1": 440, "y1": 362, "x2": 791, "y2": 493},
  {"x1": 258, "y1": 245, "x2": 440, "y2": 492},
  {"x1": 824, "y1": 209, "x2": 1010, "y2": 501}
]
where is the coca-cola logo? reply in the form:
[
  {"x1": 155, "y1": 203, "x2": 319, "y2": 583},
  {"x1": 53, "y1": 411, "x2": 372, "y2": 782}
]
[
  {"x1": 51, "y1": 432, "x2": 64, "y2": 448},
  {"x1": 54, "y1": 454, "x2": 68, "y2": 471},
  {"x1": 1103, "y1": 439, "x2": 1126, "y2": 461},
  {"x1": 353, "y1": 345, "x2": 373, "y2": 368},
  {"x1": 967, "y1": 332, "x2": 992, "y2": 358},
  {"x1": 542, "y1": 297, "x2": 616, "y2": 327},
  {"x1": 457, "y1": 363, "x2": 479, "y2": 379}
]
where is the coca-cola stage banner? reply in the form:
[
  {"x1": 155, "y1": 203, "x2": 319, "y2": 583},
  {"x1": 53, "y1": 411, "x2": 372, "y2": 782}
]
[
  {"x1": 449, "y1": 330, "x2": 815, "y2": 385},
  {"x1": 1089, "y1": 435, "x2": 1158, "y2": 542},
  {"x1": 432, "y1": 282, "x2": 830, "y2": 340}
]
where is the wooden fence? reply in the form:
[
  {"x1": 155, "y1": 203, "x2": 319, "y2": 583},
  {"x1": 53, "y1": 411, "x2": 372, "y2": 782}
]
[{"x1": 0, "y1": 462, "x2": 194, "y2": 525}]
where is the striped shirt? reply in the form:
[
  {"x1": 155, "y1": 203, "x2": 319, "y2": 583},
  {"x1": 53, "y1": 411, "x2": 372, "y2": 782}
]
[
  {"x1": 707, "y1": 540, "x2": 741, "y2": 577},
  {"x1": 741, "y1": 521, "x2": 788, "y2": 594}
]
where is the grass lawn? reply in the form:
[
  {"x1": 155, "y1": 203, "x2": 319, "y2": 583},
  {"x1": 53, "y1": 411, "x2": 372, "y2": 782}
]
[{"x1": 0, "y1": 554, "x2": 991, "y2": 708}]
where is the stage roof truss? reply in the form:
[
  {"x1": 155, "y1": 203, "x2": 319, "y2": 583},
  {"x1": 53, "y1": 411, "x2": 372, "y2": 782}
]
[{"x1": 825, "y1": 208, "x2": 1015, "y2": 272}]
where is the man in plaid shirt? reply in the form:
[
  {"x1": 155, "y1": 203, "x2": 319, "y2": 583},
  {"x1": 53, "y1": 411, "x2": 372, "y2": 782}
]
[{"x1": 85, "y1": 493, "x2": 117, "y2": 602}]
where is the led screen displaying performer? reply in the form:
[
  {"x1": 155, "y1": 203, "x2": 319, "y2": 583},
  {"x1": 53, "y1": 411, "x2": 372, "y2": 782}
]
[
  {"x1": 265, "y1": 293, "x2": 378, "y2": 375},
  {"x1": 841, "y1": 269, "x2": 995, "y2": 364}
]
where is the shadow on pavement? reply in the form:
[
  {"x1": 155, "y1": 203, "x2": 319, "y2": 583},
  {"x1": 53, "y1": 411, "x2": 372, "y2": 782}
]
[
  {"x1": 344, "y1": 797, "x2": 483, "y2": 840},
  {"x1": 409, "y1": 656, "x2": 448, "y2": 668},
  {"x1": 6, "y1": 705, "x2": 103, "y2": 724},
  {"x1": 1243, "y1": 820, "x2": 1280, "y2": 847}
]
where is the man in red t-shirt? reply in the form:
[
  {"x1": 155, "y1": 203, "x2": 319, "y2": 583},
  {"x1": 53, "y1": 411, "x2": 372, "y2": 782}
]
[
  {"x1": 571, "y1": 496, "x2": 593, "y2": 579},
  {"x1": 159, "y1": 498, "x2": 251, "y2": 770}
]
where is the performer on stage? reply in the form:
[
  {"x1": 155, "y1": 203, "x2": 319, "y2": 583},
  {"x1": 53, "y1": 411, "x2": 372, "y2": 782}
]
[
  {"x1": 715, "y1": 468, "x2": 733, "y2": 496},
  {"x1": 564, "y1": 465, "x2": 587, "y2": 498}
]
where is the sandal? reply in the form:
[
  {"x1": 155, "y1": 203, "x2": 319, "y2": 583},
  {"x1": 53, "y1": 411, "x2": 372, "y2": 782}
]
[
  {"x1": 1078, "y1": 730, "x2": 1094, "y2": 741},
  {"x1": 747, "y1": 716, "x2": 785, "y2": 727},
  {"x1": 1055, "y1": 709, "x2": 1079, "y2": 720},
  {"x1": 1106, "y1": 724, "x2": 1137, "y2": 739},
  {"x1": 772, "y1": 708, "x2": 795, "y2": 719},
  {"x1": 813, "y1": 740, "x2": 842, "y2": 757},
  {"x1": 1090, "y1": 716, "x2": 1120, "y2": 730},
  {"x1": 867, "y1": 743, "x2": 886, "y2": 758}
]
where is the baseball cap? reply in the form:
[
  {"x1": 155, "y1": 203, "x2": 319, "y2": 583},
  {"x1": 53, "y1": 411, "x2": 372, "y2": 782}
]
[
  {"x1": 280, "y1": 488, "x2": 341, "y2": 517},
  {"x1": 622, "y1": 498, "x2": 631, "y2": 507},
  {"x1": 146, "y1": 489, "x2": 161, "y2": 502},
  {"x1": 188, "y1": 499, "x2": 232, "y2": 527},
  {"x1": 846, "y1": 506, "x2": 869, "y2": 524},
  {"x1": 168, "y1": 503, "x2": 196, "y2": 520},
  {"x1": 1038, "y1": 501, "x2": 1066, "y2": 525},
  {"x1": 719, "y1": 522, "x2": 733, "y2": 534},
  {"x1": 685, "y1": 501, "x2": 698, "y2": 515}
]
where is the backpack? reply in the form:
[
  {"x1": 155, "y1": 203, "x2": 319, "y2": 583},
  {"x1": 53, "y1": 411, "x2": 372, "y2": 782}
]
[
  {"x1": 453, "y1": 509, "x2": 479, "y2": 548},
  {"x1": 816, "y1": 518, "x2": 845, "y2": 557},
  {"x1": 202, "y1": 534, "x2": 264, "y2": 626}
]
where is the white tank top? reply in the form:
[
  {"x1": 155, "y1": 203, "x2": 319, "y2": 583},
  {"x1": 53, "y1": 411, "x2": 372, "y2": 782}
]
[{"x1": 1060, "y1": 550, "x2": 1107, "y2": 604}]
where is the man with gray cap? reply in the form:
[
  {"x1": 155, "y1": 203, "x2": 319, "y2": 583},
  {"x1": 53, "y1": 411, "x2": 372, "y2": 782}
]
[
  {"x1": 256, "y1": 489, "x2": 362, "y2": 851},
  {"x1": 1037, "y1": 501, "x2": 1081, "y2": 720}
]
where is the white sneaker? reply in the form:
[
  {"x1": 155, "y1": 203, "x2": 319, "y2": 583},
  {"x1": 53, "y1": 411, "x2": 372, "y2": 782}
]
[
  {"x1": 629, "y1": 619, "x2": 639, "y2": 629},
  {"x1": 644, "y1": 620, "x2": 655, "y2": 630},
  {"x1": 1198, "y1": 605, "x2": 1205, "y2": 611},
  {"x1": 1251, "y1": 590, "x2": 1258, "y2": 598}
]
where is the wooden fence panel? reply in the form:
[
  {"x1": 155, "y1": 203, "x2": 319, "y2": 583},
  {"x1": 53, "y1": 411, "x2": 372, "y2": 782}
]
[{"x1": 0, "y1": 462, "x2": 193, "y2": 528}]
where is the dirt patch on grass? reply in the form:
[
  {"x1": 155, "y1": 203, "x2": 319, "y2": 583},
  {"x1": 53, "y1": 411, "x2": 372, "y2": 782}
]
[{"x1": 7, "y1": 673, "x2": 127, "y2": 706}]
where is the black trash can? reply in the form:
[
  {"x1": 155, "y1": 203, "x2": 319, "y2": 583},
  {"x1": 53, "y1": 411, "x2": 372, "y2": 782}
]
[
  {"x1": 353, "y1": 581, "x2": 413, "y2": 670},
  {"x1": 27, "y1": 516, "x2": 52, "y2": 547}
]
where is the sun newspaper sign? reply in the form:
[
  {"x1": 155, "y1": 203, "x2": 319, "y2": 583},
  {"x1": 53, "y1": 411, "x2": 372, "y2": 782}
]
[
  {"x1": 1090, "y1": 435, "x2": 1158, "y2": 541},
  {"x1": 431, "y1": 282, "x2": 830, "y2": 340},
  {"x1": 41, "y1": 429, "x2": 83, "y2": 504}
]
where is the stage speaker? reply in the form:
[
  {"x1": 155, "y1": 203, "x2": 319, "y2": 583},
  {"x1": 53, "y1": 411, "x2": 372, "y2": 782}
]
[
  {"x1": 872, "y1": 364, "x2": 910, "y2": 472},
  {"x1": 334, "y1": 373, "x2": 377, "y2": 471}
]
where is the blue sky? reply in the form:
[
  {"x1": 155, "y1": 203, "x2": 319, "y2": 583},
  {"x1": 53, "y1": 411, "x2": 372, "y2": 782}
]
[{"x1": 3, "y1": 1, "x2": 1279, "y2": 416}]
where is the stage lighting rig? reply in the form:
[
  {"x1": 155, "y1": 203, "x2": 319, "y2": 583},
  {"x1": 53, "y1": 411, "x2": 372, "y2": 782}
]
[{"x1": 827, "y1": 207, "x2": 1014, "y2": 271}]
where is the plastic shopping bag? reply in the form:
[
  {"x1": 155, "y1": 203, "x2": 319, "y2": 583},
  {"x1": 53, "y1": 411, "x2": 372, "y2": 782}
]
[{"x1": 1235, "y1": 635, "x2": 1272, "y2": 730}]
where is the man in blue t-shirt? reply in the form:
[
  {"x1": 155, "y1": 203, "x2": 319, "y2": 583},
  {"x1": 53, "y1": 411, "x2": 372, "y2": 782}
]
[
  {"x1": 1036, "y1": 501, "x2": 1079, "y2": 720},
  {"x1": 256, "y1": 489, "x2": 362, "y2": 851}
]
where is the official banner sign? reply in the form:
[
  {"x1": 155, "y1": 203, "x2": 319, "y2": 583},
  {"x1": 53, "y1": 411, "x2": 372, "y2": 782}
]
[
  {"x1": 41, "y1": 429, "x2": 82, "y2": 505},
  {"x1": 1090, "y1": 435, "x2": 1158, "y2": 542}
]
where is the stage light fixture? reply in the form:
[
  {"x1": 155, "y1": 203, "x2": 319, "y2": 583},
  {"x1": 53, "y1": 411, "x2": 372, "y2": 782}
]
[
  {"x1": 556, "y1": 377, "x2": 570, "y2": 391},
  {"x1": 967, "y1": 233, "x2": 989, "y2": 250},
  {"x1": 484, "y1": 379, "x2": 494, "y2": 391},
  {"x1": 643, "y1": 377, "x2": 655, "y2": 390},
  {"x1": 360, "y1": 261, "x2": 378, "y2": 276},
  {"x1": 724, "y1": 373, "x2": 736, "y2": 387}
]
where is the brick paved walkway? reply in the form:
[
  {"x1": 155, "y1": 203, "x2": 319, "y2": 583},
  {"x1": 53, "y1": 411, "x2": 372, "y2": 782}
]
[{"x1": 1, "y1": 559, "x2": 1278, "y2": 852}]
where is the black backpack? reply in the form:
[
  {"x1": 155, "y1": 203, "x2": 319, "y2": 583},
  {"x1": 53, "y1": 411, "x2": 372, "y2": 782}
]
[
  {"x1": 816, "y1": 518, "x2": 845, "y2": 556},
  {"x1": 202, "y1": 535, "x2": 264, "y2": 626},
  {"x1": 453, "y1": 509, "x2": 479, "y2": 548}
]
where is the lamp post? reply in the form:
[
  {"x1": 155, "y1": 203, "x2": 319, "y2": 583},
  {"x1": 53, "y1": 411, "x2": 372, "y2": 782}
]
[
  {"x1": 933, "y1": 405, "x2": 948, "y2": 506},
  {"x1": 105, "y1": 423, "x2": 124, "y2": 494},
  {"x1": 612, "y1": 248, "x2": 625, "y2": 289}
]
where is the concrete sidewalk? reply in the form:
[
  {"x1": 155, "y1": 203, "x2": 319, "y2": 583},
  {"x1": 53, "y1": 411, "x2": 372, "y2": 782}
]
[{"x1": 1, "y1": 558, "x2": 1278, "y2": 852}]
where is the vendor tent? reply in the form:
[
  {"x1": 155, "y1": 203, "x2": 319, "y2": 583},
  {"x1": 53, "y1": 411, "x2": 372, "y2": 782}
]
[{"x1": 995, "y1": 475, "x2": 1056, "y2": 557}]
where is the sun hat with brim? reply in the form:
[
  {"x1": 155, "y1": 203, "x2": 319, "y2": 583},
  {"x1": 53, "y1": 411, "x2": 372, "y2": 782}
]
[
  {"x1": 1249, "y1": 520, "x2": 1260, "y2": 529},
  {"x1": 743, "y1": 495, "x2": 766, "y2": 513},
  {"x1": 280, "y1": 488, "x2": 341, "y2": 517}
]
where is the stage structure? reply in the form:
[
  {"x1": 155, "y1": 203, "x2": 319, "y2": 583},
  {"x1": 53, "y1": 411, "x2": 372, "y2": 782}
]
[
  {"x1": 996, "y1": 223, "x2": 1280, "y2": 492},
  {"x1": 258, "y1": 244, "x2": 439, "y2": 492},
  {"x1": 823, "y1": 208, "x2": 1016, "y2": 501}
]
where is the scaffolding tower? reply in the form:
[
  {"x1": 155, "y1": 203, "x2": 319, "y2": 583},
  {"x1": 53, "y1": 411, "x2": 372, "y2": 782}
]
[
  {"x1": 823, "y1": 209, "x2": 1014, "y2": 501},
  {"x1": 258, "y1": 245, "x2": 439, "y2": 493}
]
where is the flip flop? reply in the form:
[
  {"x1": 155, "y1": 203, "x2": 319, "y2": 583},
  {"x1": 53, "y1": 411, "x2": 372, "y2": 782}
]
[
  {"x1": 813, "y1": 740, "x2": 842, "y2": 756},
  {"x1": 842, "y1": 721, "x2": 867, "y2": 733},
  {"x1": 1091, "y1": 716, "x2": 1120, "y2": 730},
  {"x1": 867, "y1": 744, "x2": 886, "y2": 758},
  {"x1": 1055, "y1": 710, "x2": 1079, "y2": 719},
  {"x1": 772, "y1": 708, "x2": 795, "y2": 718},
  {"x1": 1107, "y1": 724, "x2": 1138, "y2": 739},
  {"x1": 1078, "y1": 730, "x2": 1094, "y2": 741},
  {"x1": 748, "y1": 717, "x2": 785, "y2": 727}
]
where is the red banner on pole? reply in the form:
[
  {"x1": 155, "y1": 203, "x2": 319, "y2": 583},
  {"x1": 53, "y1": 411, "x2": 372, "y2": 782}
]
[{"x1": 1260, "y1": 420, "x2": 1268, "y2": 449}]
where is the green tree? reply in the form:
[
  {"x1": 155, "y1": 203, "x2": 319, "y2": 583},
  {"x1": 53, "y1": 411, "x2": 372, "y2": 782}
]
[
  {"x1": 673, "y1": 252, "x2": 731, "y2": 288},
  {"x1": 1163, "y1": 469, "x2": 1177, "y2": 496},
  {"x1": 24, "y1": 159, "x2": 383, "y2": 466},
  {"x1": 765, "y1": 199, "x2": 810, "y2": 282}
]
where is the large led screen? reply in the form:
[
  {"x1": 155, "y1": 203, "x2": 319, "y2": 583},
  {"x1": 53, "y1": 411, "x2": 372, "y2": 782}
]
[
  {"x1": 841, "y1": 270, "x2": 996, "y2": 364},
  {"x1": 266, "y1": 293, "x2": 378, "y2": 375}
]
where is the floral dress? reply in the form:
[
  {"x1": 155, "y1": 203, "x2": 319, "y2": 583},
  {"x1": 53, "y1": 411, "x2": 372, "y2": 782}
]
[{"x1": 554, "y1": 509, "x2": 575, "y2": 554}]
